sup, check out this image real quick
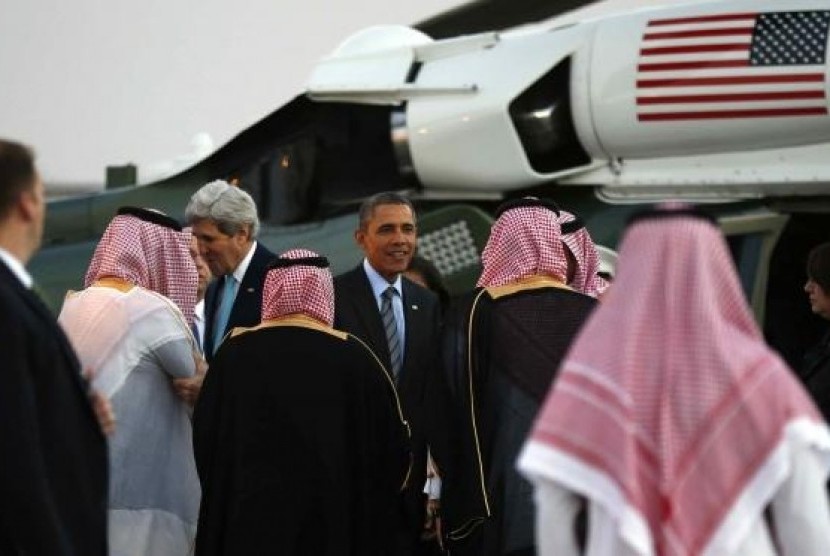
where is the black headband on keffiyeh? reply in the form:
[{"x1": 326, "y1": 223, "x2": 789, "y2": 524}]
[
  {"x1": 117, "y1": 206, "x2": 183, "y2": 231},
  {"x1": 560, "y1": 214, "x2": 586, "y2": 235},
  {"x1": 494, "y1": 197, "x2": 560, "y2": 219},
  {"x1": 267, "y1": 256, "x2": 330, "y2": 270},
  {"x1": 261, "y1": 249, "x2": 335, "y2": 325}
]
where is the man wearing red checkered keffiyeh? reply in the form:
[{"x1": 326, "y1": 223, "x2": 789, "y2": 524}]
[
  {"x1": 85, "y1": 207, "x2": 198, "y2": 323},
  {"x1": 477, "y1": 199, "x2": 569, "y2": 288},
  {"x1": 259, "y1": 248, "x2": 334, "y2": 325},
  {"x1": 438, "y1": 198, "x2": 597, "y2": 556},
  {"x1": 519, "y1": 205, "x2": 830, "y2": 556},
  {"x1": 559, "y1": 210, "x2": 609, "y2": 298},
  {"x1": 192, "y1": 248, "x2": 412, "y2": 556},
  {"x1": 59, "y1": 207, "x2": 202, "y2": 556}
]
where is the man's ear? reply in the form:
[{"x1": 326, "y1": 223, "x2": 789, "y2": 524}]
[
  {"x1": 18, "y1": 189, "x2": 37, "y2": 222},
  {"x1": 354, "y1": 228, "x2": 365, "y2": 248},
  {"x1": 235, "y1": 224, "x2": 252, "y2": 243}
]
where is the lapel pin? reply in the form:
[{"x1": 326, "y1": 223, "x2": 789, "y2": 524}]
[
  {"x1": 247, "y1": 287, "x2": 255, "y2": 293},
  {"x1": 412, "y1": 304, "x2": 419, "y2": 310}
]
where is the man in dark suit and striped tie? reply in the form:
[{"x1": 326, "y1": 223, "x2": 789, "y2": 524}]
[{"x1": 334, "y1": 192, "x2": 444, "y2": 556}]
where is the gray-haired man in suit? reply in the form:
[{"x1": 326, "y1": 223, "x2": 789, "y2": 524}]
[{"x1": 185, "y1": 179, "x2": 275, "y2": 360}]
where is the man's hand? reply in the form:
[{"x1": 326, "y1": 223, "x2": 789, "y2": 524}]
[
  {"x1": 173, "y1": 350, "x2": 207, "y2": 407},
  {"x1": 422, "y1": 498, "x2": 444, "y2": 550},
  {"x1": 83, "y1": 368, "x2": 116, "y2": 436}
]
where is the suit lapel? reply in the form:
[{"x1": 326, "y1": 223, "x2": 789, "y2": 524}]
[
  {"x1": 228, "y1": 243, "x2": 269, "y2": 330},
  {"x1": 203, "y1": 278, "x2": 222, "y2": 356},
  {"x1": 402, "y1": 281, "x2": 416, "y2": 363},
  {"x1": 401, "y1": 279, "x2": 425, "y2": 384},
  {"x1": 350, "y1": 268, "x2": 392, "y2": 368}
]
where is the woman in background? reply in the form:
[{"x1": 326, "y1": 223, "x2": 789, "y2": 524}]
[{"x1": 800, "y1": 241, "x2": 830, "y2": 422}]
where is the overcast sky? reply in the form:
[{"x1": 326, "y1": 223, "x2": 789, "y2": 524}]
[{"x1": 0, "y1": 0, "x2": 460, "y2": 190}]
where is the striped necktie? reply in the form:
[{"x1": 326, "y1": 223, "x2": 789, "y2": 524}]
[{"x1": 380, "y1": 286, "x2": 403, "y2": 381}]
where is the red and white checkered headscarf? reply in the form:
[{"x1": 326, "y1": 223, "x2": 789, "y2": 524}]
[
  {"x1": 520, "y1": 207, "x2": 827, "y2": 555},
  {"x1": 560, "y1": 210, "x2": 609, "y2": 298},
  {"x1": 261, "y1": 248, "x2": 334, "y2": 326},
  {"x1": 477, "y1": 201, "x2": 567, "y2": 288},
  {"x1": 85, "y1": 209, "x2": 198, "y2": 324}
]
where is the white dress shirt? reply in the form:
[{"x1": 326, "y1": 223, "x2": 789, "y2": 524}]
[
  {"x1": 193, "y1": 299, "x2": 205, "y2": 351},
  {"x1": 362, "y1": 258, "x2": 406, "y2": 344},
  {"x1": 0, "y1": 246, "x2": 33, "y2": 288}
]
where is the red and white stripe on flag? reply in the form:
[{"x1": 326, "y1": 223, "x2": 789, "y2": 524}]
[{"x1": 637, "y1": 11, "x2": 830, "y2": 121}]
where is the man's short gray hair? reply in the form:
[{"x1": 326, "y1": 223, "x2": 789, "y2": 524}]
[{"x1": 185, "y1": 180, "x2": 260, "y2": 238}]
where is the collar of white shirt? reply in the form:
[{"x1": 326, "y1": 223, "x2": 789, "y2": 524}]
[
  {"x1": 230, "y1": 240, "x2": 258, "y2": 285},
  {"x1": 0, "y1": 247, "x2": 33, "y2": 288},
  {"x1": 363, "y1": 258, "x2": 402, "y2": 308}
]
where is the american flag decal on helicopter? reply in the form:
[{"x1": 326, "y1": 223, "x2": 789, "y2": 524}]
[{"x1": 636, "y1": 11, "x2": 830, "y2": 121}]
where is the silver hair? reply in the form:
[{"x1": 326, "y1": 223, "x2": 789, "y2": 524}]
[{"x1": 185, "y1": 180, "x2": 260, "y2": 238}]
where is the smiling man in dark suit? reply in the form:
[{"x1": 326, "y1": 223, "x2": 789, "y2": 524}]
[
  {"x1": 334, "y1": 192, "x2": 444, "y2": 556},
  {"x1": 0, "y1": 138, "x2": 108, "y2": 555},
  {"x1": 186, "y1": 180, "x2": 275, "y2": 360}
]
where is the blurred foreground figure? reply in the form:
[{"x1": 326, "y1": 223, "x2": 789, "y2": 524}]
[
  {"x1": 0, "y1": 139, "x2": 108, "y2": 554},
  {"x1": 60, "y1": 206, "x2": 202, "y2": 555},
  {"x1": 519, "y1": 206, "x2": 830, "y2": 556},
  {"x1": 193, "y1": 249, "x2": 411, "y2": 555}
]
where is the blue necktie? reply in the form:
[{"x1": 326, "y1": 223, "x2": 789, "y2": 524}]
[
  {"x1": 381, "y1": 287, "x2": 403, "y2": 381},
  {"x1": 213, "y1": 275, "x2": 237, "y2": 354}
]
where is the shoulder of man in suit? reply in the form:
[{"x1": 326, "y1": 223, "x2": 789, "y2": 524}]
[{"x1": 401, "y1": 276, "x2": 440, "y2": 305}]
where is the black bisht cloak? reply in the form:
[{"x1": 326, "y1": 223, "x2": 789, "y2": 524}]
[
  {"x1": 437, "y1": 284, "x2": 596, "y2": 556},
  {"x1": 193, "y1": 322, "x2": 411, "y2": 556}
]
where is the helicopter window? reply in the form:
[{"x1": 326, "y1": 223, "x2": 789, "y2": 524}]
[
  {"x1": 222, "y1": 100, "x2": 407, "y2": 226},
  {"x1": 508, "y1": 58, "x2": 591, "y2": 174},
  {"x1": 718, "y1": 211, "x2": 788, "y2": 327},
  {"x1": 726, "y1": 234, "x2": 764, "y2": 301},
  {"x1": 235, "y1": 136, "x2": 317, "y2": 226}
]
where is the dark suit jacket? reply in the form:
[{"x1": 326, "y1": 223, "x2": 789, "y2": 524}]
[
  {"x1": 203, "y1": 242, "x2": 275, "y2": 359},
  {"x1": 334, "y1": 264, "x2": 442, "y2": 553},
  {"x1": 0, "y1": 260, "x2": 108, "y2": 555},
  {"x1": 799, "y1": 329, "x2": 830, "y2": 422}
]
